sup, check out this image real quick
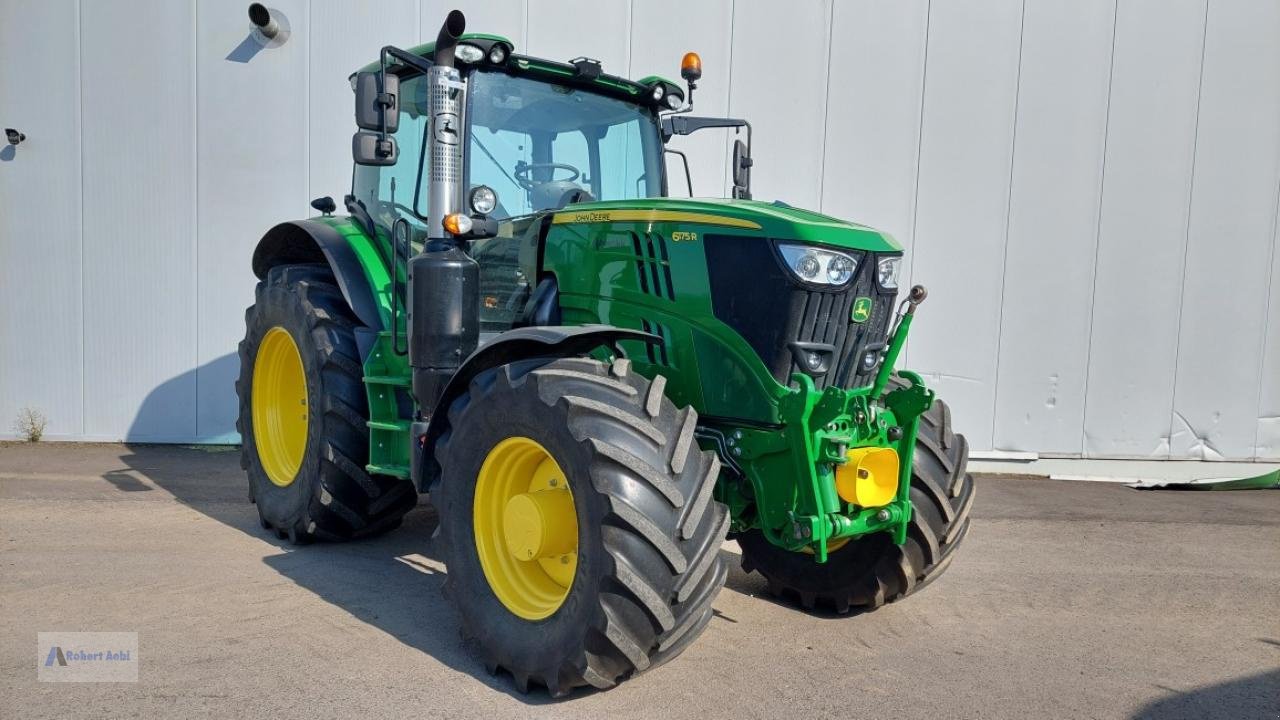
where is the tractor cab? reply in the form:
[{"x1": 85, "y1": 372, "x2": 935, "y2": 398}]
[{"x1": 347, "y1": 32, "x2": 744, "y2": 336}]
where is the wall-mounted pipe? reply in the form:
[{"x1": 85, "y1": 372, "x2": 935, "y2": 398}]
[{"x1": 248, "y1": 3, "x2": 280, "y2": 40}]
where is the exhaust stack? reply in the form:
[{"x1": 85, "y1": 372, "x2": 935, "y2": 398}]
[
  {"x1": 433, "y1": 9, "x2": 466, "y2": 67},
  {"x1": 426, "y1": 9, "x2": 467, "y2": 237},
  {"x1": 408, "y1": 10, "x2": 479, "y2": 419}
]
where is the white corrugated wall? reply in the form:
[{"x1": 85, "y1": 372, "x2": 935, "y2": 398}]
[{"x1": 1, "y1": 0, "x2": 1277, "y2": 459}]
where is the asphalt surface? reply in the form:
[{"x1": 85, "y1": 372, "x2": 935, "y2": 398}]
[{"x1": 1, "y1": 442, "x2": 1277, "y2": 719}]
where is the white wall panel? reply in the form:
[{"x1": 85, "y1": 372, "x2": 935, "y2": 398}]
[
  {"x1": 195, "y1": 0, "x2": 310, "y2": 442},
  {"x1": 310, "y1": 0, "x2": 418, "y2": 207},
  {"x1": 1259, "y1": 201, "x2": 1280, "y2": 460},
  {"x1": 1170, "y1": 0, "x2": 1280, "y2": 460},
  {"x1": 631, "y1": 0, "x2": 733, "y2": 198},
  {"x1": 81, "y1": 0, "x2": 197, "y2": 441},
  {"x1": 819, "y1": 0, "x2": 928, "y2": 247},
  {"x1": 525, "y1": 0, "x2": 629, "y2": 73},
  {"x1": 727, "y1": 1, "x2": 832, "y2": 208},
  {"x1": 992, "y1": 0, "x2": 1115, "y2": 454},
  {"x1": 904, "y1": 0, "x2": 1024, "y2": 450},
  {"x1": 0, "y1": 0, "x2": 83, "y2": 439},
  {"x1": 1083, "y1": 0, "x2": 1207, "y2": 458}
]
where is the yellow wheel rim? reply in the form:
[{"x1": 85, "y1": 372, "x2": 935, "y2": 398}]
[
  {"x1": 252, "y1": 326, "x2": 309, "y2": 487},
  {"x1": 474, "y1": 437, "x2": 578, "y2": 620}
]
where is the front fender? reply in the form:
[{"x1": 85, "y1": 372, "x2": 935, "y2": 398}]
[{"x1": 414, "y1": 324, "x2": 659, "y2": 491}]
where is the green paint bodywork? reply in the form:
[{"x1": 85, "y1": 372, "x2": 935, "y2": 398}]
[
  {"x1": 540, "y1": 198, "x2": 926, "y2": 559},
  {"x1": 304, "y1": 216, "x2": 416, "y2": 479},
  {"x1": 316, "y1": 41, "x2": 936, "y2": 560}
]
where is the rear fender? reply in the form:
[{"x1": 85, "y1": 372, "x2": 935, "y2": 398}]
[{"x1": 252, "y1": 219, "x2": 385, "y2": 336}]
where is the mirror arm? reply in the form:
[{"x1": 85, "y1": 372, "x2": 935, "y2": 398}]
[
  {"x1": 373, "y1": 46, "x2": 435, "y2": 157},
  {"x1": 662, "y1": 115, "x2": 751, "y2": 138},
  {"x1": 380, "y1": 45, "x2": 433, "y2": 77}
]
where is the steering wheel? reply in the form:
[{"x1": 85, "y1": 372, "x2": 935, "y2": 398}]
[{"x1": 513, "y1": 162, "x2": 582, "y2": 190}]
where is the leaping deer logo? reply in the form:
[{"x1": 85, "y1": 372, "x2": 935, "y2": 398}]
[{"x1": 852, "y1": 298, "x2": 872, "y2": 323}]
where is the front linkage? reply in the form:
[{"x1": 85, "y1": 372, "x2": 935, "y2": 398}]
[{"x1": 719, "y1": 287, "x2": 933, "y2": 562}]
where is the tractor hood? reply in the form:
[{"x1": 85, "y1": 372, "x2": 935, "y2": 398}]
[{"x1": 549, "y1": 198, "x2": 902, "y2": 253}]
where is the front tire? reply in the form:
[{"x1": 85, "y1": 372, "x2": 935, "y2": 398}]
[
  {"x1": 436, "y1": 357, "x2": 730, "y2": 696},
  {"x1": 236, "y1": 263, "x2": 416, "y2": 542},
  {"x1": 737, "y1": 391, "x2": 975, "y2": 613}
]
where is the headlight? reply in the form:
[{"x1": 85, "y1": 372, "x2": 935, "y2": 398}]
[
  {"x1": 469, "y1": 185, "x2": 497, "y2": 215},
  {"x1": 455, "y1": 43, "x2": 484, "y2": 63},
  {"x1": 777, "y1": 243, "x2": 858, "y2": 286},
  {"x1": 651, "y1": 85, "x2": 665, "y2": 102},
  {"x1": 488, "y1": 44, "x2": 507, "y2": 64},
  {"x1": 664, "y1": 92, "x2": 683, "y2": 110},
  {"x1": 877, "y1": 256, "x2": 901, "y2": 289},
  {"x1": 827, "y1": 254, "x2": 855, "y2": 284}
]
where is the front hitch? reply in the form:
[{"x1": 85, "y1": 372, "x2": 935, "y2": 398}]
[{"x1": 722, "y1": 285, "x2": 936, "y2": 561}]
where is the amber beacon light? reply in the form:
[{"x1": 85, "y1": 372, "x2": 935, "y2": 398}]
[{"x1": 681, "y1": 52, "x2": 702, "y2": 83}]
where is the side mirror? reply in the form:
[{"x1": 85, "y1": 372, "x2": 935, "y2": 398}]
[
  {"x1": 352, "y1": 130, "x2": 398, "y2": 166},
  {"x1": 731, "y1": 139, "x2": 752, "y2": 200},
  {"x1": 353, "y1": 71, "x2": 400, "y2": 165},
  {"x1": 353, "y1": 71, "x2": 398, "y2": 133}
]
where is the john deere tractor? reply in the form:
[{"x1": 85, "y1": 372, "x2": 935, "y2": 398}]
[{"x1": 236, "y1": 10, "x2": 973, "y2": 696}]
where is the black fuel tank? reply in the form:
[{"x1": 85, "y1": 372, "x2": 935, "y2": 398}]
[{"x1": 408, "y1": 243, "x2": 479, "y2": 414}]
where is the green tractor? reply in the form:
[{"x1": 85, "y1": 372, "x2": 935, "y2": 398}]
[{"x1": 236, "y1": 9, "x2": 973, "y2": 696}]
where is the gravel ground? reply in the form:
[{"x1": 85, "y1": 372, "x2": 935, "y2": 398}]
[{"x1": 1, "y1": 442, "x2": 1277, "y2": 719}]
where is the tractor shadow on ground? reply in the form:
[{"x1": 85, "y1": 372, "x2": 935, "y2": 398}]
[
  {"x1": 719, "y1": 549, "x2": 884, "y2": 620},
  {"x1": 115, "y1": 438, "x2": 574, "y2": 703},
  {"x1": 1129, "y1": 662, "x2": 1280, "y2": 719},
  {"x1": 118, "y1": 362, "x2": 576, "y2": 704}
]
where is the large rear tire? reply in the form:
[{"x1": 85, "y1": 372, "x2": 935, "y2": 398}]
[
  {"x1": 236, "y1": 263, "x2": 416, "y2": 543},
  {"x1": 436, "y1": 357, "x2": 730, "y2": 696},
  {"x1": 737, "y1": 390, "x2": 974, "y2": 613}
]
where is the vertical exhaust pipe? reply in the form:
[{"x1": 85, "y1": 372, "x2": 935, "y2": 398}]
[
  {"x1": 408, "y1": 10, "x2": 479, "y2": 420},
  {"x1": 433, "y1": 9, "x2": 466, "y2": 67},
  {"x1": 426, "y1": 9, "x2": 467, "y2": 235}
]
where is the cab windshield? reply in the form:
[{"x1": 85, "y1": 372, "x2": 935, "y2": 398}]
[{"x1": 466, "y1": 70, "x2": 665, "y2": 218}]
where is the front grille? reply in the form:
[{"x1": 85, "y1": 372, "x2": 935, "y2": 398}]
[{"x1": 704, "y1": 235, "x2": 897, "y2": 390}]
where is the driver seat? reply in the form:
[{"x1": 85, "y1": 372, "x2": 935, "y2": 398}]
[{"x1": 531, "y1": 182, "x2": 594, "y2": 211}]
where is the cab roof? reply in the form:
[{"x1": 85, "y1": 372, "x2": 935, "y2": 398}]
[{"x1": 354, "y1": 33, "x2": 682, "y2": 109}]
